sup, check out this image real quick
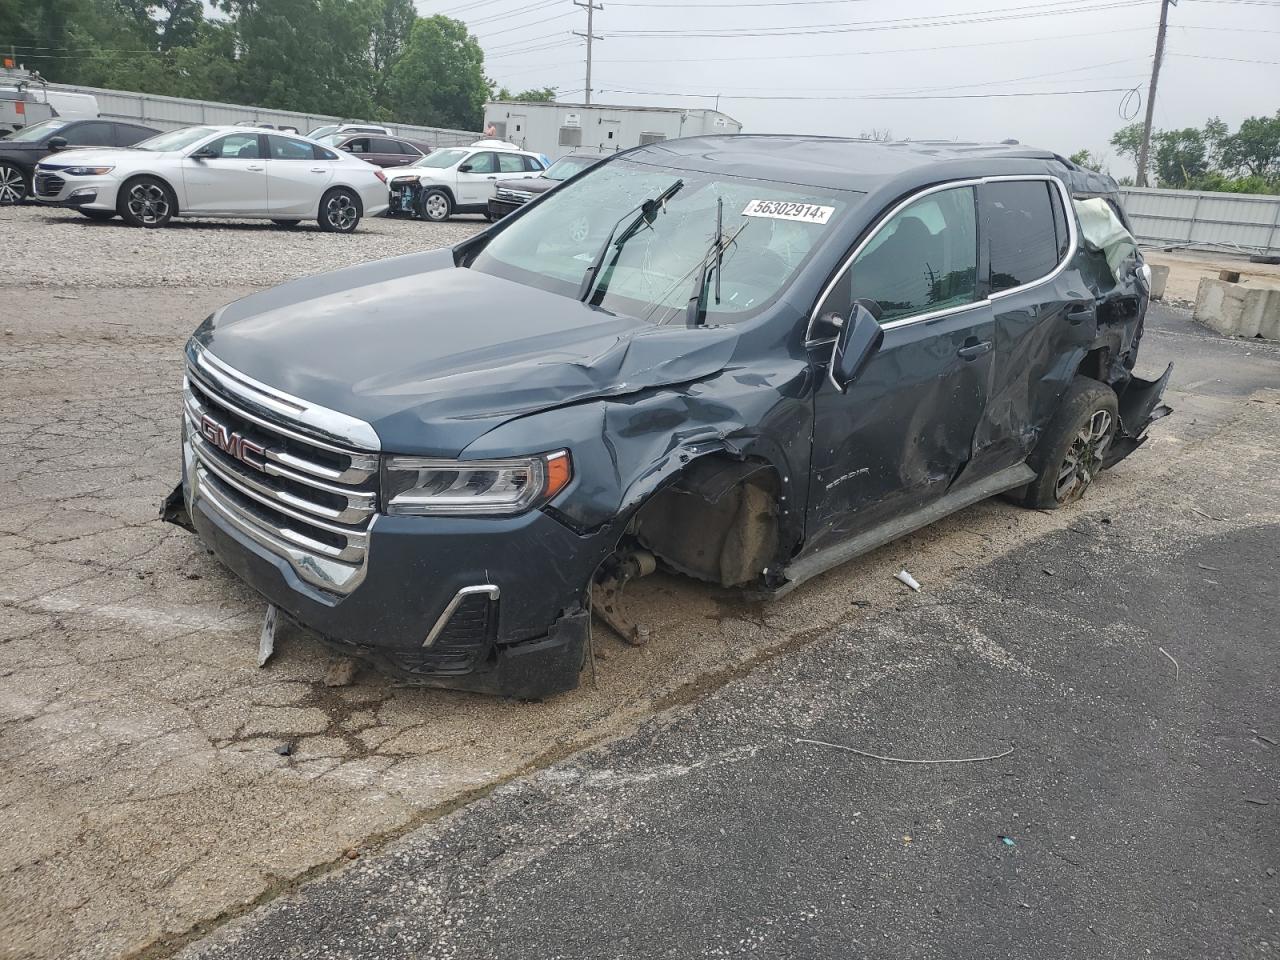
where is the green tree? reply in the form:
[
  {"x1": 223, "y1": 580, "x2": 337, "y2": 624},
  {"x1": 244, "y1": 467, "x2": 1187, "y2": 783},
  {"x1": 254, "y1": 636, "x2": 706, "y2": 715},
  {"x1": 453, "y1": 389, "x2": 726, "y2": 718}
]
[
  {"x1": 1220, "y1": 111, "x2": 1280, "y2": 180},
  {"x1": 388, "y1": 15, "x2": 487, "y2": 129},
  {"x1": 1152, "y1": 127, "x2": 1208, "y2": 188},
  {"x1": 492, "y1": 85, "x2": 557, "y2": 103},
  {"x1": 1109, "y1": 121, "x2": 1145, "y2": 179},
  {"x1": 1069, "y1": 148, "x2": 1097, "y2": 170},
  {"x1": 370, "y1": 0, "x2": 415, "y2": 103}
]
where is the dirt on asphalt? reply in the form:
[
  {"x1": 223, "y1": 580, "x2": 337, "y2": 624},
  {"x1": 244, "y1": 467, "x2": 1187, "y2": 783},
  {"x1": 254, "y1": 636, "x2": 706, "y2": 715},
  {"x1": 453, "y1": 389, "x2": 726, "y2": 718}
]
[{"x1": 2, "y1": 250, "x2": 1278, "y2": 958}]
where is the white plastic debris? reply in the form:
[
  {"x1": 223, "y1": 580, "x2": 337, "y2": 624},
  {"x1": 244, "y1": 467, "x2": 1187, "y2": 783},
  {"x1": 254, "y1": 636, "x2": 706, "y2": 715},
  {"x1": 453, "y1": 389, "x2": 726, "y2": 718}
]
[
  {"x1": 257, "y1": 603, "x2": 278, "y2": 667},
  {"x1": 895, "y1": 569, "x2": 921, "y2": 592}
]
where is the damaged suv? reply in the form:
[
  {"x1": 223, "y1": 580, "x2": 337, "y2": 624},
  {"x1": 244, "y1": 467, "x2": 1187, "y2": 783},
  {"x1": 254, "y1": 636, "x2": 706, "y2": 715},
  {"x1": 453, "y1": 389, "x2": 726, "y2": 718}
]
[{"x1": 165, "y1": 136, "x2": 1170, "y2": 698}]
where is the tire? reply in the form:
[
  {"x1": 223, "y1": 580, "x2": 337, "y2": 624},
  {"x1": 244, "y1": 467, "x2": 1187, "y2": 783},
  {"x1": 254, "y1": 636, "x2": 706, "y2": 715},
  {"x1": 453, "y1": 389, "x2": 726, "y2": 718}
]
[
  {"x1": 79, "y1": 209, "x2": 116, "y2": 222},
  {"x1": 117, "y1": 176, "x2": 176, "y2": 228},
  {"x1": 272, "y1": 218, "x2": 301, "y2": 228},
  {"x1": 419, "y1": 188, "x2": 452, "y2": 222},
  {"x1": 318, "y1": 188, "x2": 361, "y2": 233},
  {"x1": 0, "y1": 162, "x2": 29, "y2": 204},
  {"x1": 1018, "y1": 376, "x2": 1120, "y2": 510}
]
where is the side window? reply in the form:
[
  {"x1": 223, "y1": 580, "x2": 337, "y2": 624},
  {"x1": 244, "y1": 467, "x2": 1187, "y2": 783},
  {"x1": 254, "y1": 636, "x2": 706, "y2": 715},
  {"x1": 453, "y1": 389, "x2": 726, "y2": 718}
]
[
  {"x1": 267, "y1": 135, "x2": 313, "y2": 160},
  {"x1": 983, "y1": 181, "x2": 1063, "y2": 293},
  {"x1": 1050, "y1": 184, "x2": 1071, "y2": 261},
  {"x1": 497, "y1": 153, "x2": 525, "y2": 174},
  {"x1": 114, "y1": 124, "x2": 154, "y2": 146},
  {"x1": 522, "y1": 155, "x2": 542, "y2": 172},
  {"x1": 63, "y1": 122, "x2": 113, "y2": 146},
  {"x1": 371, "y1": 137, "x2": 401, "y2": 154},
  {"x1": 314, "y1": 146, "x2": 339, "y2": 161},
  {"x1": 464, "y1": 152, "x2": 496, "y2": 174},
  {"x1": 203, "y1": 133, "x2": 261, "y2": 159},
  {"x1": 343, "y1": 137, "x2": 371, "y2": 154},
  {"x1": 830, "y1": 185, "x2": 977, "y2": 326}
]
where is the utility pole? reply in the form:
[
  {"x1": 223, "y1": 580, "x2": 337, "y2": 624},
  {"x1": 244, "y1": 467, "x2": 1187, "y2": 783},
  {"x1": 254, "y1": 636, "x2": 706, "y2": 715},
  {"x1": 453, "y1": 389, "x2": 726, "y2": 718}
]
[
  {"x1": 1135, "y1": 0, "x2": 1173, "y2": 187},
  {"x1": 573, "y1": 0, "x2": 603, "y2": 105}
]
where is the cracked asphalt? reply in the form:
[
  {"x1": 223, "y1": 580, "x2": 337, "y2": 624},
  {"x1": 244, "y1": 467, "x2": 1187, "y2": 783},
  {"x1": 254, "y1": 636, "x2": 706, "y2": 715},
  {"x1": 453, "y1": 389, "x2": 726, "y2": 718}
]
[{"x1": 1, "y1": 221, "x2": 1277, "y2": 960}]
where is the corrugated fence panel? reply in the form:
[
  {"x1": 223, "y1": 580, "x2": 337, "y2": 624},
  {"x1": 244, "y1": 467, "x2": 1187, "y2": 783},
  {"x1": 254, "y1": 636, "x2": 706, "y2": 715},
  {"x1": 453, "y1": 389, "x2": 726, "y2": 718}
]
[
  {"x1": 1118, "y1": 186, "x2": 1280, "y2": 255},
  {"x1": 46, "y1": 82, "x2": 480, "y2": 148}
]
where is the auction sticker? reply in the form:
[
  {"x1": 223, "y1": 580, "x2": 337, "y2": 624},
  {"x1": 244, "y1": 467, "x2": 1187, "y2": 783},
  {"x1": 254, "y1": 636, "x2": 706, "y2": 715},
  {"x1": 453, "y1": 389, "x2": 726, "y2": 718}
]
[{"x1": 741, "y1": 199, "x2": 835, "y2": 224}]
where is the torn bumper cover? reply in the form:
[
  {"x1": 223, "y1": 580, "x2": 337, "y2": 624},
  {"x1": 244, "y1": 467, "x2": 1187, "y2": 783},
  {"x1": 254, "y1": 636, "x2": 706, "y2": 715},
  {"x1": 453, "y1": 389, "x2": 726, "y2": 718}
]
[
  {"x1": 1105, "y1": 362, "x2": 1173, "y2": 468},
  {"x1": 162, "y1": 448, "x2": 614, "y2": 699}
]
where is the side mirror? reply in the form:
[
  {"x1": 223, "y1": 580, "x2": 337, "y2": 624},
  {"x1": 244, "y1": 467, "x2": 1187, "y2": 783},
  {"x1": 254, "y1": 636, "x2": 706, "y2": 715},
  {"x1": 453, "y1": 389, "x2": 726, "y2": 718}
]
[
  {"x1": 47, "y1": 136, "x2": 68, "y2": 151},
  {"x1": 458, "y1": 163, "x2": 473, "y2": 173},
  {"x1": 191, "y1": 147, "x2": 218, "y2": 161},
  {"x1": 829, "y1": 300, "x2": 883, "y2": 392}
]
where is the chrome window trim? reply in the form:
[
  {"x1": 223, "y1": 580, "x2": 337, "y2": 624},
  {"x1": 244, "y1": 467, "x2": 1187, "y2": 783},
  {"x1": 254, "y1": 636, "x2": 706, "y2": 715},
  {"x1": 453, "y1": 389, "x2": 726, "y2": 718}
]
[
  {"x1": 805, "y1": 174, "x2": 1076, "y2": 346},
  {"x1": 187, "y1": 340, "x2": 381, "y2": 452},
  {"x1": 423, "y1": 585, "x2": 500, "y2": 648}
]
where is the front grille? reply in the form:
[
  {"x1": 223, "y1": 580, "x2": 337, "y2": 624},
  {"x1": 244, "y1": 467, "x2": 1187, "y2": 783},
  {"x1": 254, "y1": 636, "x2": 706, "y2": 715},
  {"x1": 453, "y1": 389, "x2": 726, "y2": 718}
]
[
  {"x1": 495, "y1": 188, "x2": 533, "y2": 203},
  {"x1": 183, "y1": 357, "x2": 379, "y2": 596},
  {"x1": 34, "y1": 171, "x2": 65, "y2": 196}
]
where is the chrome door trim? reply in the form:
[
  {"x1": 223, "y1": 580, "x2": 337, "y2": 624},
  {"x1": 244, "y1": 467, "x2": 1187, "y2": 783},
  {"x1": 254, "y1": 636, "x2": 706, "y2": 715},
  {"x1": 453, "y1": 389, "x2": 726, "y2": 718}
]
[{"x1": 805, "y1": 173, "x2": 1077, "y2": 347}]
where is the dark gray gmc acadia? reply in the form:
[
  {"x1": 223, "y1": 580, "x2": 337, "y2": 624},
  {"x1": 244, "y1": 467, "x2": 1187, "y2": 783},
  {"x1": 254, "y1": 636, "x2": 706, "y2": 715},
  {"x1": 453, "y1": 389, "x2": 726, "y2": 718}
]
[{"x1": 164, "y1": 136, "x2": 1171, "y2": 699}]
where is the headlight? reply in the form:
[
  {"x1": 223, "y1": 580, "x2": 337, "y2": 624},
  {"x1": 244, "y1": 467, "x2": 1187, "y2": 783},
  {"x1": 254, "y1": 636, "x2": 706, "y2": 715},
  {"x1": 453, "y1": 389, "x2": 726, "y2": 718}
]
[
  {"x1": 64, "y1": 166, "x2": 114, "y2": 176},
  {"x1": 382, "y1": 450, "x2": 572, "y2": 516}
]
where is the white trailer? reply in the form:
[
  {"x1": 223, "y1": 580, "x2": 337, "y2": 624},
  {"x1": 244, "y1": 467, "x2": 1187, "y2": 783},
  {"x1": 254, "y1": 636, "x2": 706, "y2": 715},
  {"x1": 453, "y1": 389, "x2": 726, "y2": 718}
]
[{"x1": 483, "y1": 100, "x2": 743, "y2": 161}]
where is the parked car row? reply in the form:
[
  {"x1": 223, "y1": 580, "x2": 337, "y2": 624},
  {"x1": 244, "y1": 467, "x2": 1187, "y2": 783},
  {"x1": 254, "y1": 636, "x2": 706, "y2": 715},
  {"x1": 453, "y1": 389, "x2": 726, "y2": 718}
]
[{"x1": 3, "y1": 119, "x2": 600, "y2": 231}]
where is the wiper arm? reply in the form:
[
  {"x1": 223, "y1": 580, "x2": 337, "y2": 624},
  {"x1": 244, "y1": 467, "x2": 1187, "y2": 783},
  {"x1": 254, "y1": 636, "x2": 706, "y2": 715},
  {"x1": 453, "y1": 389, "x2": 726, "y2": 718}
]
[
  {"x1": 687, "y1": 202, "x2": 750, "y2": 327},
  {"x1": 577, "y1": 178, "x2": 684, "y2": 303}
]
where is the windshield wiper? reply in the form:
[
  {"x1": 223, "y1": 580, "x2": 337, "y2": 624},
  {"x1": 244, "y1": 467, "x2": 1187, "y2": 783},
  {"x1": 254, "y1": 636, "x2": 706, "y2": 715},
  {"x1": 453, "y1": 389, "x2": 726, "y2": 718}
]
[
  {"x1": 577, "y1": 179, "x2": 684, "y2": 304},
  {"x1": 686, "y1": 200, "x2": 750, "y2": 327}
]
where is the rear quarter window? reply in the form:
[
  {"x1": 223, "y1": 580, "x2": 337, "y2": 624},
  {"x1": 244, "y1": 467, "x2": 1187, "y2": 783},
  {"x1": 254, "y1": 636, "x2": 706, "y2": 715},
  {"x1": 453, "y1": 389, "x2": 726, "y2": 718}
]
[{"x1": 983, "y1": 180, "x2": 1066, "y2": 293}]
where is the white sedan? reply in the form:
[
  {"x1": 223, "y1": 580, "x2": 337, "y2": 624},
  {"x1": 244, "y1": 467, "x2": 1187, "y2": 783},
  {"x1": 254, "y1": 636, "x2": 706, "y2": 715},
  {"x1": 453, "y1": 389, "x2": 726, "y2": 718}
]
[{"x1": 31, "y1": 125, "x2": 389, "y2": 232}]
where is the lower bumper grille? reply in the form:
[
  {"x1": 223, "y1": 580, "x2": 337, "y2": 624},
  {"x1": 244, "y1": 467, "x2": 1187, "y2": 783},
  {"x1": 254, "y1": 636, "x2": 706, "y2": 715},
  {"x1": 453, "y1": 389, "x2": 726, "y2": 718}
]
[{"x1": 387, "y1": 592, "x2": 498, "y2": 675}]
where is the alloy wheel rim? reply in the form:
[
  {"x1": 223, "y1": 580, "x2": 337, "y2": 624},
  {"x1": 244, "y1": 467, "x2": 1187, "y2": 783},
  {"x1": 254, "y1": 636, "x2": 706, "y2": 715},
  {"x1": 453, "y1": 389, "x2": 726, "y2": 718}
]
[
  {"x1": 425, "y1": 194, "x2": 447, "y2": 220},
  {"x1": 1055, "y1": 409, "x2": 1113, "y2": 503},
  {"x1": 327, "y1": 194, "x2": 357, "y2": 230},
  {"x1": 0, "y1": 167, "x2": 24, "y2": 203},
  {"x1": 127, "y1": 183, "x2": 169, "y2": 224}
]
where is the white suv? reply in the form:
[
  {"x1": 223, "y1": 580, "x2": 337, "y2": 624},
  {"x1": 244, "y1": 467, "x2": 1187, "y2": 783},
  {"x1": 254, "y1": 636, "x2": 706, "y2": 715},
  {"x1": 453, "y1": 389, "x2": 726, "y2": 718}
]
[{"x1": 388, "y1": 144, "x2": 545, "y2": 221}]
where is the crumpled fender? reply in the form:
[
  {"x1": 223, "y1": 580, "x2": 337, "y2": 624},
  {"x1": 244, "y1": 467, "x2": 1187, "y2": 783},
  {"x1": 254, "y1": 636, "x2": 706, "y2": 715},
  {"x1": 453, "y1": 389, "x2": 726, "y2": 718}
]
[{"x1": 1105, "y1": 362, "x2": 1173, "y2": 468}]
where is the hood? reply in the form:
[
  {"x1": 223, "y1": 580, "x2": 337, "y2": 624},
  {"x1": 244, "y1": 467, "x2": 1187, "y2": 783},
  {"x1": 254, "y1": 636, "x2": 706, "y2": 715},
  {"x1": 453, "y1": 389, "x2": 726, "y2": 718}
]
[
  {"x1": 36, "y1": 148, "x2": 122, "y2": 166},
  {"x1": 496, "y1": 176, "x2": 557, "y2": 195},
  {"x1": 196, "y1": 250, "x2": 742, "y2": 457}
]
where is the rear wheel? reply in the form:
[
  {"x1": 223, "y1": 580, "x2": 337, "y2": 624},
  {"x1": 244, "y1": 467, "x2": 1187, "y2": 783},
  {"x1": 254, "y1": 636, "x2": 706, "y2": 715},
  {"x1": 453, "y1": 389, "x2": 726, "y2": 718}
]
[
  {"x1": 272, "y1": 218, "x2": 301, "y2": 228},
  {"x1": 419, "y1": 188, "x2": 451, "y2": 222},
  {"x1": 118, "y1": 176, "x2": 175, "y2": 228},
  {"x1": 318, "y1": 188, "x2": 361, "y2": 233},
  {"x1": 1018, "y1": 376, "x2": 1119, "y2": 509},
  {"x1": 0, "y1": 162, "x2": 29, "y2": 204},
  {"x1": 79, "y1": 209, "x2": 116, "y2": 222}
]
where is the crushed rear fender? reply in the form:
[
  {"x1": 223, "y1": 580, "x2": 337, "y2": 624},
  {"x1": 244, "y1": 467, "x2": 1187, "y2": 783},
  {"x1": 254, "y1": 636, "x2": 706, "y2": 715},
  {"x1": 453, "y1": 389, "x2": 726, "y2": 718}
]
[{"x1": 1105, "y1": 362, "x2": 1173, "y2": 468}]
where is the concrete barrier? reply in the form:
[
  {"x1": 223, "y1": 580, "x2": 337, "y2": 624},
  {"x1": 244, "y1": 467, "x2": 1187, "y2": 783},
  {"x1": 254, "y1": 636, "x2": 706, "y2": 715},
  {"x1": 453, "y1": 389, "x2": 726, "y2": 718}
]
[
  {"x1": 1148, "y1": 263, "x2": 1170, "y2": 300},
  {"x1": 1193, "y1": 278, "x2": 1280, "y2": 340}
]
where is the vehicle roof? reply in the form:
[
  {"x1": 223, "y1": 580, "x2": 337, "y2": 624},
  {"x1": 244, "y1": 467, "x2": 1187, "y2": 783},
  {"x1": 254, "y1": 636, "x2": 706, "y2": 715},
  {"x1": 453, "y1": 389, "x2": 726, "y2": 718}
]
[{"x1": 625, "y1": 135, "x2": 1115, "y2": 196}]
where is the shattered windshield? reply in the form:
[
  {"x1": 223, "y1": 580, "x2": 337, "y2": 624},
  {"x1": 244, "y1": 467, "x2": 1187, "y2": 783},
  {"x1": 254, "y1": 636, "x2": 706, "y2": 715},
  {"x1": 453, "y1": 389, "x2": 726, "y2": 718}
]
[{"x1": 471, "y1": 158, "x2": 856, "y2": 324}]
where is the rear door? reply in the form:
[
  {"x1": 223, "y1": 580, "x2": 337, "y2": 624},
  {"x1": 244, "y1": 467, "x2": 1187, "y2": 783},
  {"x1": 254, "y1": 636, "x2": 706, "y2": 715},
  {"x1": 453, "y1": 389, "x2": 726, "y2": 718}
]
[
  {"x1": 340, "y1": 137, "x2": 374, "y2": 164},
  {"x1": 972, "y1": 177, "x2": 1092, "y2": 470},
  {"x1": 804, "y1": 182, "x2": 997, "y2": 554},
  {"x1": 370, "y1": 137, "x2": 409, "y2": 166},
  {"x1": 265, "y1": 134, "x2": 332, "y2": 216},
  {"x1": 181, "y1": 132, "x2": 268, "y2": 214}
]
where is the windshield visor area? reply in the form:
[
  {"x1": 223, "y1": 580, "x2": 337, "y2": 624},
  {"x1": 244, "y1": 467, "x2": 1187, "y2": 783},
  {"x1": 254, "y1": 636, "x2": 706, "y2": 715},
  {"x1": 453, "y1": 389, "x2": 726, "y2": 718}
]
[{"x1": 470, "y1": 158, "x2": 856, "y2": 325}]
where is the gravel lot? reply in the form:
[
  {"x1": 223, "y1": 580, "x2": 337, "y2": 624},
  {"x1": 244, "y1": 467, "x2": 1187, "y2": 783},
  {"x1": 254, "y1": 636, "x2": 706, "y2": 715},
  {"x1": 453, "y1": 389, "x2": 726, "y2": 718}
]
[{"x1": 1, "y1": 203, "x2": 485, "y2": 287}]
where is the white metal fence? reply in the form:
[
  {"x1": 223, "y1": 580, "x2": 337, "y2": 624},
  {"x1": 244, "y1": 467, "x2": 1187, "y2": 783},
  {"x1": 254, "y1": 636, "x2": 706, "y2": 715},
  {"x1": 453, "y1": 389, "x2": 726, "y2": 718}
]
[
  {"x1": 1118, "y1": 186, "x2": 1280, "y2": 256},
  {"x1": 45, "y1": 82, "x2": 481, "y2": 148}
]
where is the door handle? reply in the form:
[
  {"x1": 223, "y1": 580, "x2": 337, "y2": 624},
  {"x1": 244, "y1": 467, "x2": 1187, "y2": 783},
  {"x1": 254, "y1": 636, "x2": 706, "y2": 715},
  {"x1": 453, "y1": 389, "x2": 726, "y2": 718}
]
[
  {"x1": 486, "y1": 175, "x2": 497, "y2": 180},
  {"x1": 310, "y1": 167, "x2": 325, "y2": 173},
  {"x1": 1065, "y1": 303, "x2": 1094, "y2": 326},
  {"x1": 246, "y1": 165, "x2": 264, "y2": 171},
  {"x1": 957, "y1": 339, "x2": 992, "y2": 360}
]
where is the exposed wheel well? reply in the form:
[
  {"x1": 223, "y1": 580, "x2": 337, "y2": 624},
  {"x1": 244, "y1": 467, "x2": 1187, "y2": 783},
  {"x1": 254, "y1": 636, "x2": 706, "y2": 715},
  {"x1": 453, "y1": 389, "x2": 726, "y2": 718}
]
[{"x1": 629, "y1": 455, "x2": 783, "y2": 588}]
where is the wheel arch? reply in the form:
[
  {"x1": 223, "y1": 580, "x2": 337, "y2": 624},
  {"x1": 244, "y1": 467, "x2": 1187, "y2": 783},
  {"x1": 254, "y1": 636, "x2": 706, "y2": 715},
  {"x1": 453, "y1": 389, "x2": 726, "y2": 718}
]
[{"x1": 118, "y1": 171, "x2": 182, "y2": 217}]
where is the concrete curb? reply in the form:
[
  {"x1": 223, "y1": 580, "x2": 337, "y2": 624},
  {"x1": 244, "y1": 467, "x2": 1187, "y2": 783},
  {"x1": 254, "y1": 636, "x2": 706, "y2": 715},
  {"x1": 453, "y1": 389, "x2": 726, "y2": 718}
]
[{"x1": 1193, "y1": 277, "x2": 1280, "y2": 340}]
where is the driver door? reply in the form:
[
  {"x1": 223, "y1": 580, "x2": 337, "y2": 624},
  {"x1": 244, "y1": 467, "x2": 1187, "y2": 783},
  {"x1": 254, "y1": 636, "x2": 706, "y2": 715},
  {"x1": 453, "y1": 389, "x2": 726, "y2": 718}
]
[
  {"x1": 456, "y1": 151, "x2": 497, "y2": 205},
  {"x1": 803, "y1": 183, "x2": 996, "y2": 556},
  {"x1": 181, "y1": 132, "x2": 268, "y2": 215}
]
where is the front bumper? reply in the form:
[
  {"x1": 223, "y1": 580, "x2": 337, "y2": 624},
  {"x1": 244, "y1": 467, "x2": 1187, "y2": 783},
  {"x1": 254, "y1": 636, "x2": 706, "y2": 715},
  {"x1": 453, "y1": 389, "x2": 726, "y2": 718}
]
[
  {"x1": 487, "y1": 197, "x2": 524, "y2": 219},
  {"x1": 32, "y1": 170, "x2": 118, "y2": 210},
  {"x1": 174, "y1": 435, "x2": 612, "y2": 698}
]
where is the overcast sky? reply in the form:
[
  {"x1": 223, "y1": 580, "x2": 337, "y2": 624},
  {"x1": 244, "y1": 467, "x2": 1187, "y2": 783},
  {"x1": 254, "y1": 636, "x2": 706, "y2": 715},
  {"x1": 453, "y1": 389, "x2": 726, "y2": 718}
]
[{"x1": 421, "y1": 0, "x2": 1279, "y2": 176}]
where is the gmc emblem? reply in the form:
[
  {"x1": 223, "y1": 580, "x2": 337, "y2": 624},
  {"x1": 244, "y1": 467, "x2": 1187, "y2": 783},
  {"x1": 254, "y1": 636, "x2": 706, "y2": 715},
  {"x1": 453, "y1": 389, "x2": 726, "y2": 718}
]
[{"x1": 199, "y1": 413, "x2": 266, "y2": 471}]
